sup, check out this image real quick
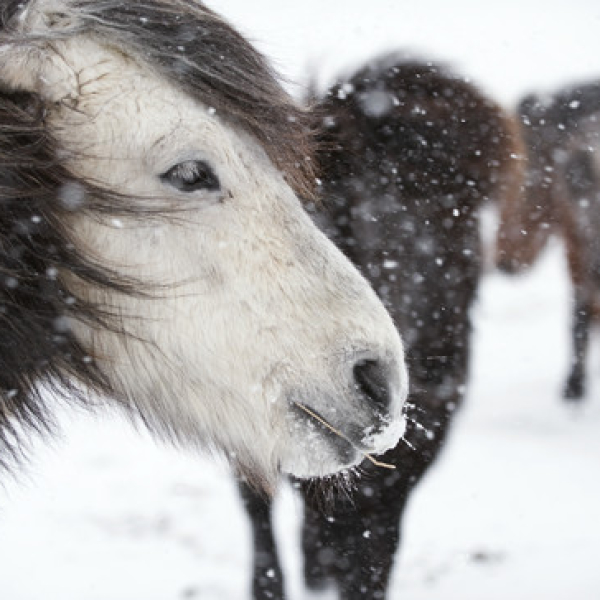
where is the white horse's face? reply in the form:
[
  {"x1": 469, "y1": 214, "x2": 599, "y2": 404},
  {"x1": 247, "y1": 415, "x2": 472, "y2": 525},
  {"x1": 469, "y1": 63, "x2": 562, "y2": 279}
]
[{"x1": 1, "y1": 18, "x2": 407, "y2": 487}]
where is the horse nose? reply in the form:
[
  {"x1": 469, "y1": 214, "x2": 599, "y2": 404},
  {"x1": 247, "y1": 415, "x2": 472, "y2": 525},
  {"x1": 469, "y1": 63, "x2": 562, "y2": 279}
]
[{"x1": 352, "y1": 358, "x2": 393, "y2": 412}]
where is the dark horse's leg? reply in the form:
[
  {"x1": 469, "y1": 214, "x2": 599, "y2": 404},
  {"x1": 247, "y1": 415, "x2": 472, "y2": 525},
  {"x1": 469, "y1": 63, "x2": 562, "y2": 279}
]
[
  {"x1": 300, "y1": 473, "x2": 406, "y2": 600},
  {"x1": 237, "y1": 480, "x2": 286, "y2": 600},
  {"x1": 300, "y1": 492, "x2": 335, "y2": 591},
  {"x1": 563, "y1": 152, "x2": 596, "y2": 402},
  {"x1": 564, "y1": 294, "x2": 591, "y2": 401}
]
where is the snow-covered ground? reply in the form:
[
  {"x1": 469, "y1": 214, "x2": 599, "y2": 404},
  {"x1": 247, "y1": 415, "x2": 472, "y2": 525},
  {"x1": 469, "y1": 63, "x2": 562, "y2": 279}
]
[{"x1": 2, "y1": 1, "x2": 600, "y2": 599}]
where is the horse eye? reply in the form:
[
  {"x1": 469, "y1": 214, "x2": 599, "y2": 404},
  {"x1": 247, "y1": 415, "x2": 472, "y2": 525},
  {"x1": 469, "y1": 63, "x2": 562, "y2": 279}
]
[{"x1": 160, "y1": 160, "x2": 220, "y2": 193}]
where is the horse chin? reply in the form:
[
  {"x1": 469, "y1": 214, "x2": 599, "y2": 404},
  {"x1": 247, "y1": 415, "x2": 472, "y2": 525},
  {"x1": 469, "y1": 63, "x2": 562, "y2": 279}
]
[{"x1": 278, "y1": 435, "x2": 362, "y2": 480}]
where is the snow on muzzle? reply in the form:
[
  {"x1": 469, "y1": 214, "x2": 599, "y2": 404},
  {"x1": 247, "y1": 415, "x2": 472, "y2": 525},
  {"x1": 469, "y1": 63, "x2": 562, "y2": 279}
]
[{"x1": 282, "y1": 354, "x2": 408, "y2": 478}]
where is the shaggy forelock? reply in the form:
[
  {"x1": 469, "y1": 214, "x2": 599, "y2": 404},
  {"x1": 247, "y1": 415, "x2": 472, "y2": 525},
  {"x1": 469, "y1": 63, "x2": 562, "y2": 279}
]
[{"x1": 2, "y1": 0, "x2": 317, "y2": 197}]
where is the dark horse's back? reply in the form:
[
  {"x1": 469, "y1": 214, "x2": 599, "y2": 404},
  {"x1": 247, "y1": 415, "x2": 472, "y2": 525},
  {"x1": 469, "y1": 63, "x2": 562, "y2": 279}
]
[
  {"x1": 240, "y1": 55, "x2": 520, "y2": 600},
  {"x1": 316, "y1": 56, "x2": 510, "y2": 404}
]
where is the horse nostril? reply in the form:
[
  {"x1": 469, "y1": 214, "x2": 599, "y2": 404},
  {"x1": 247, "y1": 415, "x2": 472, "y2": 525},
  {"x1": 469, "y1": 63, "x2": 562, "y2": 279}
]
[{"x1": 352, "y1": 358, "x2": 390, "y2": 412}]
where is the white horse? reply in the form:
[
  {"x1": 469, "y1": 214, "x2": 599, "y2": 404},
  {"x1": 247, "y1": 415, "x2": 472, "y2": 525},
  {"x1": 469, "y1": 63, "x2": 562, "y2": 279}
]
[{"x1": 0, "y1": 0, "x2": 407, "y2": 491}]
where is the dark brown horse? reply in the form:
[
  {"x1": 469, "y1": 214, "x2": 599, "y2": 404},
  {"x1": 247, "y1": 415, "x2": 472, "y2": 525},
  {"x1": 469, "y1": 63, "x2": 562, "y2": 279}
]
[
  {"x1": 496, "y1": 80, "x2": 600, "y2": 400},
  {"x1": 239, "y1": 54, "x2": 523, "y2": 599}
]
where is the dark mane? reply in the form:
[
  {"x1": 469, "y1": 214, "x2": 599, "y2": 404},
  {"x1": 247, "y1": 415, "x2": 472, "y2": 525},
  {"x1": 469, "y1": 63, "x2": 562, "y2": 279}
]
[
  {"x1": 0, "y1": 88, "x2": 112, "y2": 462},
  {"x1": 0, "y1": 0, "x2": 318, "y2": 463}
]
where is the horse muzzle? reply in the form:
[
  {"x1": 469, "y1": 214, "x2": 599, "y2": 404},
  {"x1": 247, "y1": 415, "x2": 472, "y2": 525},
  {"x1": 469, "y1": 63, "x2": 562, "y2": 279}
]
[{"x1": 281, "y1": 354, "x2": 408, "y2": 478}]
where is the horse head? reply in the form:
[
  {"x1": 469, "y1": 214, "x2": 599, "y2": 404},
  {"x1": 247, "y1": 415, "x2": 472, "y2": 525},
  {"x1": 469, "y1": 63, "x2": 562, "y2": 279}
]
[{"x1": 0, "y1": 0, "x2": 408, "y2": 491}]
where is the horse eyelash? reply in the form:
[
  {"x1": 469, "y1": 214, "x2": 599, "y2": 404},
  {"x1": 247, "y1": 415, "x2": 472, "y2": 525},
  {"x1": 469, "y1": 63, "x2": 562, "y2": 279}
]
[{"x1": 160, "y1": 159, "x2": 221, "y2": 192}]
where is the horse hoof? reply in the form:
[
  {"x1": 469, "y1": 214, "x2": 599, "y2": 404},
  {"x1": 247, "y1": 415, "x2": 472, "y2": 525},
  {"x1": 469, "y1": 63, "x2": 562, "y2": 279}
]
[{"x1": 563, "y1": 378, "x2": 585, "y2": 401}]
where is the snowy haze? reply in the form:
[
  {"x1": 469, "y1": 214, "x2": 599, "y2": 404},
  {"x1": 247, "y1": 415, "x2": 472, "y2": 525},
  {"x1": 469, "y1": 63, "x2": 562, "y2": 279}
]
[
  {"x1": 211, "y1": 0, "x2": 600, "y2": 105},
  {"x1": 1, "y1": 1, "x2": 600, "y2": 599}
]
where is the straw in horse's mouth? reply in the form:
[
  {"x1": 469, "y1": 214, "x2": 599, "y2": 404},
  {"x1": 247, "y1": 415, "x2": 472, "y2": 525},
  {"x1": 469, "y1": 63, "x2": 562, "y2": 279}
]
[{"x1": 292, "y1": 401, "x2": 395, "y2": 470}]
